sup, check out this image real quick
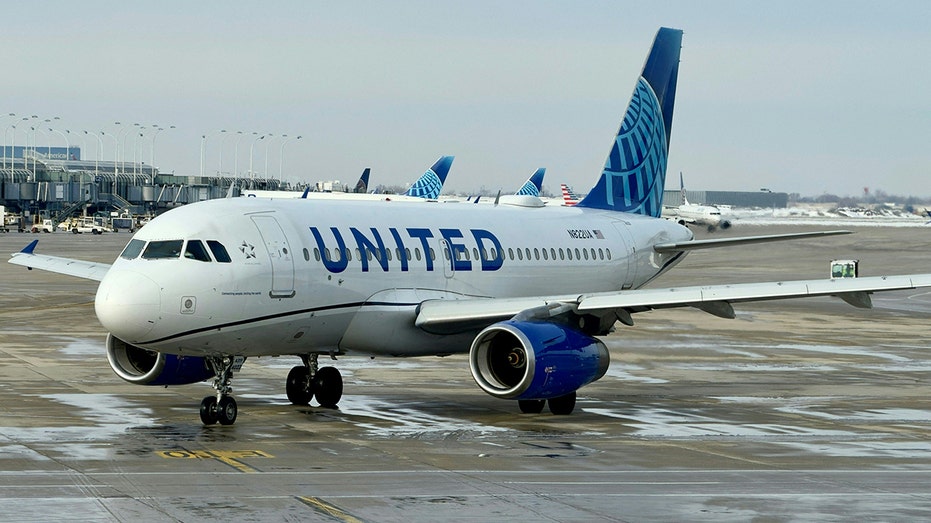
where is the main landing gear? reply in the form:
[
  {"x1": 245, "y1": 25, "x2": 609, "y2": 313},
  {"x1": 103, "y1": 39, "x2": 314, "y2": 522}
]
[
  {"x1": 200, "y1": 356, "x2": 238, "y2": 425},
  {"x1": 286, "y1": 354, "x2": 343, "y2": 408},
  {"x1": 518, "y1": 391, "x2": 577, "y2": 415}
]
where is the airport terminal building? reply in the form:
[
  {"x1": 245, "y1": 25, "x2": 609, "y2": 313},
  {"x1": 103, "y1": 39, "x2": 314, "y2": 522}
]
[{"x1": 1, "y1": 145, "x2": 284, "y2": 223}]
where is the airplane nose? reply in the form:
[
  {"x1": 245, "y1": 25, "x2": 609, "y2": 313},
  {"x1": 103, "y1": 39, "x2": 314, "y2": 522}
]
[{"x1": 95, "y1": 270, "x2": 161, "y2": 343}]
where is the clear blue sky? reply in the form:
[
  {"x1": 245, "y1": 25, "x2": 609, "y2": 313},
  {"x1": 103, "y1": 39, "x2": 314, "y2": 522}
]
[{"x1": 3, "y1": 1, "x2": 929, "y2": 197}]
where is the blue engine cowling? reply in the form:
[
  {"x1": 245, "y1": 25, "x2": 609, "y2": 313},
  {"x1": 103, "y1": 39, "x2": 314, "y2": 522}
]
[
  {"x1": 106, "y1": 333, "x2": 215, "y2": 386},
  {"x1": 469, "y1": 320, "x2": 610, "y2": 400}
]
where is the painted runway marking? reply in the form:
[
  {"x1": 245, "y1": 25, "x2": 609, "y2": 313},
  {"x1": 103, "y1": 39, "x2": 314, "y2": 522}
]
[
  {"x1": 156, "y1": 449, "x2": 272, "y2": 473},
  {"x1": 297, "y1": 496, "x2": 363, "y2": 523}
]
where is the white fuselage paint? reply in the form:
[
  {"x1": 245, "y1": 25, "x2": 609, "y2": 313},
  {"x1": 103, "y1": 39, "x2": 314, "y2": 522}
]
[{"x1": 94, "y1": 197, "x2": 693, "y2": 359}]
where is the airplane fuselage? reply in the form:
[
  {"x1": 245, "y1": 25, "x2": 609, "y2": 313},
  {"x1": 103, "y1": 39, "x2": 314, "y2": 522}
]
[{"x1": 94, "y1": 197, "x2": 693, "y2": 359}]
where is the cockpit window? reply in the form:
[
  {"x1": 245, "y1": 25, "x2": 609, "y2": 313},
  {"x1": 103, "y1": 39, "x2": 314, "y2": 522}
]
[
  {"x1": 120, "y1": 239, "x2": 146, "y2": 260},
  {"x1": 184, "y1": 240, "x2": 212, "y2": 262},
  {"x1": 142, "y1": 240, "x2": 184, "y2": 259},
  {"x1": 207, "y1": 240, "x2": 232, "y2": 263}
]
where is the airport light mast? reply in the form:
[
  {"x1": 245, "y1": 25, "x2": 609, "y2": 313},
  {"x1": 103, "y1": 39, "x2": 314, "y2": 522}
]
[{"x1": 279, "y1": 135, "x2": 301, "y2": 181}]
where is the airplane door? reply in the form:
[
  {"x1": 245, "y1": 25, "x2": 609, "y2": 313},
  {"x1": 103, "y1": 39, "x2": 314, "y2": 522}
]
[
  {"x1": 439, "y1": 238, "x2": 454, "y2": 279},
  {"x1": 251, "y1": 215, "x2": 296, "y2": 298},
  {"x1": 611, "y1": 221, "x2": 635, "y2": 289}
]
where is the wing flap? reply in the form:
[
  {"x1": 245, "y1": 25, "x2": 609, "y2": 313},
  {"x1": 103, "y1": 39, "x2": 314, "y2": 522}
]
[{"x1": 9, "y1": 241, "x2": 110, "y2": 282}]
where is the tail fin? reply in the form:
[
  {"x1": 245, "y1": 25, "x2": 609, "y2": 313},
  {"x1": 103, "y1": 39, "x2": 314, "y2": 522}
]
[
  {"x1": 679, "y1": 172, "x2": 689, "y2": 205},
  {"x1": 515, "y1": 167, "x2": 546, "y2": 196},
  {"x1": 577, "y1": 27, "x2": 682, "y2": 216},
  {"x1": 354, "y1": 168, "x2": 371, "y2": 193},
  {"x1": 560, "y1": 183, "x2": 579, "y2": 206},
  {"x1": 404, "y1": 156, "x2": 454, "y2": 199}
]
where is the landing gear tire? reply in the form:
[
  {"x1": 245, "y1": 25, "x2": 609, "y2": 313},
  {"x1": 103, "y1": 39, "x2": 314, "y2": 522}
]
[
  {"x1": 200, "y1": 397, "x2": 218, "y2": 425},
  {"x1": 217, "y1": 396, "x2": 238, "y2": 425},
  {"x1": 313, "y1": 366, "x2": 343, "y2": 408},
  {"x1": 518, "y1": 399, "x2": 546, "y2": 414},
  {"x1": 547, "y1": 392, "x2": 577, "y2": 415},
  {"x1": 286, "y1": 365, "x2": 313, "y2": 405}
]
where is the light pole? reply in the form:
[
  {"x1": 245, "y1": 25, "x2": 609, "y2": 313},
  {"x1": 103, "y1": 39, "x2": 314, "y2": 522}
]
[
  {"x1": 151, "y1": 125, "x2": 172, "y2": 181},
  {"x1": 760, "y1": 188, "x2": 775, "y2": 216},
  {"x1": 279, "y1": 135, "x2": 301, "y2": 181},
  {"x1": 218, "y1": 129, "x2": 234, "y2": 176},
  {"x1": 49, "y1": 128, "x2": 70, "y2": 161},
  {"x1": 1, "y1": 112, "x2": 15, "y2": 172},
  {"x1": 249, "y1": 134, "x2": 265, "y2": 181},
  {"x1": 83, "y1": 130, "x2": 102, "y2": 181},
  {"x1": 234, "y1": 131, "x2": 254, "y2": 178},
  {"x1": 262, "y1": 133, "x2": 274, "y2": 180}
]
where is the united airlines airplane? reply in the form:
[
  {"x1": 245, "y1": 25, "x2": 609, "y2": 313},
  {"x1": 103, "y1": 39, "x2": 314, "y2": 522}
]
[{"x1": 10, "y1": 28, "x2": 931, "y2": 425}]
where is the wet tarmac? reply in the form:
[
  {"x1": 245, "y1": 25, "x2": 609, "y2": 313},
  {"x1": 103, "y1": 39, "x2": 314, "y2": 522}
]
[{"x1": 1, "y1": 224, "x2": 930, "y2": 521}]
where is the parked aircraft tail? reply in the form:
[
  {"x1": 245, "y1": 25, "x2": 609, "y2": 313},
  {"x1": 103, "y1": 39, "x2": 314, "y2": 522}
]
[
  {"x1": 404, "y1": 156, "x2": 454, "y2": 199},
  {"x1": 515, "y1": 168, "x2": 546, "y2": 196},
  {"x1": 354, "y1": 168, "x2": 371, "y2": 193},
  {"x1": 577, "y1": 27, "x2": 682, "y2": 217}
]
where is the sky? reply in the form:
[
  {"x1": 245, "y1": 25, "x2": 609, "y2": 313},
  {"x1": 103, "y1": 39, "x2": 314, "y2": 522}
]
[{"x1": 3, "y1": 1, "x2": 930, "y2": 197}]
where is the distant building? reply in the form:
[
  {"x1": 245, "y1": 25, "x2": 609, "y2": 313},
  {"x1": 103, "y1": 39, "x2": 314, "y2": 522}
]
[{"x1": 663, "y1": 189, "x2": 788, "y2": 208}]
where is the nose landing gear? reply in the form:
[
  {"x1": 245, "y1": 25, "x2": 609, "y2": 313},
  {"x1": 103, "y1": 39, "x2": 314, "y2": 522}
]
[{"x1": 200, "y1": 356, "x2": 239, "y2": 425}]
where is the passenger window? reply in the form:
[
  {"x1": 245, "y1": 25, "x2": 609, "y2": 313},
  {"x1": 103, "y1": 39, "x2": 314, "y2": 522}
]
[
  {"x1": 542, "y1": 249, "x2": 548, "y2": 261},
  {"x1": 143, "y1": 240, "x2": 183, "y2": 260},
  {"x1": 559, "y1": 248, "x2": 565, "y2": 260},
  {"x1": 415, "y1": 248, "x2": 422, "y2": 261},
  {"x1": 472, "y1": 248, "x2": 479, "y2": 261},
  {"x1": 517, "y1": 249, "x2": 523, "y2": 261},
  {"x1": 508, "y1": 248, "x2": 514, "y2": 260},
  {"x1": 207, "y1": 240, "x2": 232, "y2": 263},
  {"x1": 184, "y1": 240, "x2": 212, "y2": 262},
  {"x1": 120, "y1": 239, "x2": 146, "y2": 260},
  {"x1": 606, "y1": 249, "x2": 612, "y2": 260},
  {"x1": 550, "y1": 248, "x2": 556, "y2": 260},
  {"x1": 533, "y1": 248, "x2": 540, "y2": 260},
  {"x1": 566, "y1": 249, "x2": 572, "y2": 260},
  {"x1": 313, "y1": 248, "x2": 320, "y2": 261},
  {"x1": 303, "y1": 248, "x2": 310, "y2": 261}
]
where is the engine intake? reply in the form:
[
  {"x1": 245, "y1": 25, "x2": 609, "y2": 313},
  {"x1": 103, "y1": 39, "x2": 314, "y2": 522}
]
[
  {"x1": 106, "y1": 333, "x2": 214, "y2": 386},
  {"x1": 469, "y1": 320, "x2": 609, "y2": 400}
]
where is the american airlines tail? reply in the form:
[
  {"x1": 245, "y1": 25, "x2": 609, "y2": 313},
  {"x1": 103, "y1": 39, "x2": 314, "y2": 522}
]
[
  {"x1": 577, "y1": 27, "x2": 682, "y2": 216},
  {"x1": 403, "y1": 156, "x2": 454, "y2": 199}
]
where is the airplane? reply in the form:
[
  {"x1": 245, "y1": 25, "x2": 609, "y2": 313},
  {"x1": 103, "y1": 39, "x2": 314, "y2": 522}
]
[
  {"x1": 560, "y1": 183, "x2": 580, "y2": 206},
  {"x1": 515, "y1": 168, "x2": 546, "y2": 197},
  {"x1": 243, "y1": 157, "x2": 453, "y2": 202},
  {"x1": 667, "y1": 172, "x2": 732, "y2": 232},
  {"x1": 353, "y1": 167, "x2": 371, "y2": 193},
  {"x1": 470, "y1": 168, "x2": 546, "y2": 205},
  {"x1": 402, "y1": 156, "x2": 454, "y2": 199},
  {"x1": 9, "y1": 27, "x2": 931, "y2": 426}
]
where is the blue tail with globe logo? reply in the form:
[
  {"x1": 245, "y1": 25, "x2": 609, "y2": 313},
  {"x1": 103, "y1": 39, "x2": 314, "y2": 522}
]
[{"x1": 577, "y1": 27, "x2": 682, "y2": 217}]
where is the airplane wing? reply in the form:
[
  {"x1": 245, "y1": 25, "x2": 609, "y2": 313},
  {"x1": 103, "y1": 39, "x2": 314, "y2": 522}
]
[
  {"x1": 415, "y1": 273, "x2": 931, "y2": 335},
  {"x1": 8, "y1": 240, "x2": 111, "y2": 282},
  {"x1": 655, "y1": 230, "x2": 850, "y2": 252}
]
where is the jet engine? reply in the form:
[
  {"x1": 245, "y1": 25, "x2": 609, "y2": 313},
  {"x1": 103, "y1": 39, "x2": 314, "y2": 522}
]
[
  {"x1": 106, "y1": 334, "x2": 214, "y2": 386},
  {"x1": 469, "y1": 320, "x2": 609, "y2": 400}
]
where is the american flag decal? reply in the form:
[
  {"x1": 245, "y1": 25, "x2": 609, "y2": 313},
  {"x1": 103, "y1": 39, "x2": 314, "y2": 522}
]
[{"x1": 593, "y1": 230, "x2": 604, "y2": 239}]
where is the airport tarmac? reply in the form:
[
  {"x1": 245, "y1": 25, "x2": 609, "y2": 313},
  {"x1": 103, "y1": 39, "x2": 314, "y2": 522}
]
[{"x1": 1, "y1": 223, "x2": 930, "y2": 521}]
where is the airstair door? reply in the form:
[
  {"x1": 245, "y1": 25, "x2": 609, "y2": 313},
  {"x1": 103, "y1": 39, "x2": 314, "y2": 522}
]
[{"x1": 251, "y1": 215, "x2": 295, "y2": 298}]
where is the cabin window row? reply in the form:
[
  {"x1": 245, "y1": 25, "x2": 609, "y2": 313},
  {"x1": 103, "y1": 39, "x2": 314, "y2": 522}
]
[{"x1": 306, "y1": 246, "x2": 613, "y2": 264}]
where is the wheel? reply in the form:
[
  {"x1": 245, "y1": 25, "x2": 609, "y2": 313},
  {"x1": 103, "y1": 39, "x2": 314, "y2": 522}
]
[
  {"x1": 199, "y1": 396, "x2": 218, "y2": 425},
  {"x1": 71, "y1": 228, "x2": 79, "y2": 234},
  {"x1": 286, "y1": 365, "x2": 313, "y2": 405},
  {"x1": 217, "y1": 396, "x2": 238, "y2": 425},
  {"x1": 518, "y1": 399, "x2": 546, "y2": 414},
  {"x1": 547, "y1": 392, "x2": 577, "y2": 415},
  {"x1": 312, "y1": 366, "x2": 343, "y2": 408}
]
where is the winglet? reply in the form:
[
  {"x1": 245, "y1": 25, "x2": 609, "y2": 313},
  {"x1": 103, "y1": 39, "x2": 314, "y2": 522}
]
[
  {"x1": 577, "y1": 27, "x2": 683, "y2": 216},
  {"x1": 300, "y1": 187, "x2": 310, "y2": 199},
  {"x1": 404, "y1": 156, "x2": 454, "y2": 199},
  {"x1": 20, "y1": 240, "x2": 39, "y2": 255}
]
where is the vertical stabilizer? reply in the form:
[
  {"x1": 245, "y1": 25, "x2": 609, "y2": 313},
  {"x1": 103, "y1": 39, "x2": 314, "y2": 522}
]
[
  {"x1": 515, "y1": 168, "x2": 546, "y2": 196},
  {"x1": 355, "y1": 168, "x2": 371, "y2": 193},
  {"x1": 577, "y1": 27, "x2": 682, "y2": 216},
  {"x1": 679, "y1": 172, "x2": 689, "y2": 205},
  {"x1": 404, "y1": 156, "x2": 454, "y2": 199}
]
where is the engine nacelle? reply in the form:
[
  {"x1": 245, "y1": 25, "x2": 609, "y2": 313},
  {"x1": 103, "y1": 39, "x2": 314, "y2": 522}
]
[
  {"x1": 469, "y1": 320, "x2": 609, "y2": 400},
  {"x1": 106, "y1": 333, "x2": 214, "y2": 386}
]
